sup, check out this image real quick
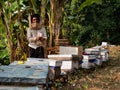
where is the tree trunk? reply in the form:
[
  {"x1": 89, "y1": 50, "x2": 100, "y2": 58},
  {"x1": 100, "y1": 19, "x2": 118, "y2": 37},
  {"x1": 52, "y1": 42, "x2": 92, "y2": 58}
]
[
  {"x1": 49, "y1": 0, "x2": 65, "y2": 47},
  {"x1": 41, "y1": 0, "x2": 46, "y2": 25}
]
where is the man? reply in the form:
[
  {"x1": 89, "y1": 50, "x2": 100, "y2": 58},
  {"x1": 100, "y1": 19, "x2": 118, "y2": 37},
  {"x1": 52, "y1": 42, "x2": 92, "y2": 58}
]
[{"x1": 27, "y1": 14, "x2": 47, "y2": 58}]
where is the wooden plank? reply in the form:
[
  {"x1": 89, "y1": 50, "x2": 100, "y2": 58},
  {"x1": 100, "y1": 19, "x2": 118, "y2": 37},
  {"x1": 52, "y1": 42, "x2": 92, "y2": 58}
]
[
  {"x1": 0, "y1": 86, "x2": 40, "y2": 90},
  {"x1": 49, "y1": 66, "x2": 61, "y2": 80},
  {"x1": 48, "y1": 54, "x2": 80, "y2": 61},
  {"x1": 83, "y1": 55, "x2": 96, "y2": 60},
  {"x1": 84, "y1": 48, "x2": 100, "y2": 55},
  {"x1": 27, "y1": 58, "x2": 62, "y2": 67},
  {"x1": 55, "y1": 39, "x2": 70, "y2": 46}
]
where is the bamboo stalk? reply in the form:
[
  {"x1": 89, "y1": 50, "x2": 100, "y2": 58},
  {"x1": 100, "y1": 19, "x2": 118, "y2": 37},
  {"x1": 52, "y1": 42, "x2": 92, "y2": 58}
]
[{"x1": 28, "y1": 14, "x2": 31, "y2": 28}]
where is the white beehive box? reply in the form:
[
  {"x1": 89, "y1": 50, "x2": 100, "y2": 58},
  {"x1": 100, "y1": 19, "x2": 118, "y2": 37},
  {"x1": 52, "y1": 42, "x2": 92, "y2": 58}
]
[
  {"x1": 83, "y1": 54, "x2": 96, "y2": 60},
  {"x1": 48, "y1": 54, "x2": 80, "y2": 72},
  {"x1": 61, "y1": 60, "x2": 79, "y2": 72},
  {"x1": 81, "y1": 59, "x2": 95, "y2": 69},
  {"x1": 101, "y1": 42, "x2": 108, "y2": 46},
  {"x1": 59, "y1": 46, "x2": 83, "y2": 56},
  {"x1": 92, "y1": 46, "x2": 102, "y2": 49},
  {"x1": 81, "y1": 54, "x2": 96, "y2": 69},
  {"x1": 85, "y1": 48, "x2": 100, "y2": 55},
  {"x1": 100, "y1": 49, "x2": 109, "y2": 62},
  {"x1": 27, "y1": 58, "x2": 62, "y2": 80},
  {"x1": 94, "y1": 55, "x2": 103, "y2": 65},
  {"x1": 95, "y1": 58, "x2": 102, "y2": 65}
]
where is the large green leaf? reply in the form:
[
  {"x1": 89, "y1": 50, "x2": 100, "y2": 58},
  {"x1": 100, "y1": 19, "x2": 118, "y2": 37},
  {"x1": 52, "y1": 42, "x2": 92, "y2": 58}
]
[
  {"x1": 79, "y1": 0, "x2": 102, "y2": 11},
  {"x1": 0, "y1": 48, "x2": 9, "y2": 59}
]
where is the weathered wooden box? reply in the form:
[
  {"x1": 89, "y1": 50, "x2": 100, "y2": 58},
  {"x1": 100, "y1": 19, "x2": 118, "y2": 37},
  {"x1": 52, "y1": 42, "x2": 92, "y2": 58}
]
[
  {"x1": 44, "y1": 59, "x2": 62, "y2": 80},
  {"x1": 55, "y1": 39, "x2": 70, "y2": 46},
  {"x1": 49, "y1": 66, "x2": 61, "y2": 80}
]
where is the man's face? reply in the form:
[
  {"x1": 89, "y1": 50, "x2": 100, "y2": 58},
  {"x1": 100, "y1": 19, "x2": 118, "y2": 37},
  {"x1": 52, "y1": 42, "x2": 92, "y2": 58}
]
[
  {"x1": 32, "y1": 17, "x2": 38, "y2": 23},
  {"x1": 31, "y1": 17, "x2": 39, "y2": 29}
]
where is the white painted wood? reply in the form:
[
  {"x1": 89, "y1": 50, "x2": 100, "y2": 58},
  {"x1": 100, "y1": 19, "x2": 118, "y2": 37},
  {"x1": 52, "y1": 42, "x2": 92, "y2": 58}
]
[
  {"x1": 26, "y1": 58, "x2": 62, "y2": 80},
  {"x1": 100, "y1": 50, "x2": 109, "y2": 62},
  {"x1": 27, "y1": 58, "x2": 62, "y2": 67},
  {"x1": 83, "y1": 55, "x2": 96, "y2": 60},
  {"x1": 61, "y1": 60, "x2": 79, "y2": 71},
  {"x1": 59, "y1": 46, "x2": 83, "y2": 56},
  {"x1": 48, "y1": 54, "x2": 80, "y2": 61},
  {"x1": 85, "y1": 48, "x2": 100, "y2": 55},
  {"x1": 81, "y1": 59, "x2": 95, "y2": 69},
  {"x1": 0, "y1": 86, "x2": 40, "y2": 90}
]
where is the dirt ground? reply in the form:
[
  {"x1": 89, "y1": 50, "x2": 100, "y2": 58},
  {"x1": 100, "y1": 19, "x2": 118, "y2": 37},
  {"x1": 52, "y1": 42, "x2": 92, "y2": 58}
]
[{"x1": 54, "y1": 46, "x2": 120, "y2": 90}]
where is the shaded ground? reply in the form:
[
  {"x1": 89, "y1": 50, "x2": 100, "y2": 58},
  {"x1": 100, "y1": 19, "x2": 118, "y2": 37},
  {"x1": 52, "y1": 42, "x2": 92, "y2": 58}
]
[{"x1": 53, "y1": 46, "x2": 120, "y2": 90}]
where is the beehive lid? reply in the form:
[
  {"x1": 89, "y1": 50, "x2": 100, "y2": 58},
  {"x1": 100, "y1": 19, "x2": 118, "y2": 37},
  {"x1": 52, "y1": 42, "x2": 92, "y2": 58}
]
[
  {"x1": 0, "y1": 86, "x2": 39, "y2": 90},
  {"x1": 0, "y1": 64, "x2": 49, "y2": 85}
]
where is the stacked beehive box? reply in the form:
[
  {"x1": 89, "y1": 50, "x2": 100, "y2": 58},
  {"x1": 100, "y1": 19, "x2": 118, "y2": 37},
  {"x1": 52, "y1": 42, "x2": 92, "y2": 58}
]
[
  {"x1": 26, "y1": 58, "x2": 62, "y2": 80},
  {"x1": 48, "y1": 46, "x2": 83, "y2": 73},
  {"x1": 92, "y1": 46, "x2": 109, "y2": 62},
  {"x1": 82, "y1": 44, "x2": 109, "y2": 69},
  {"x1": 82, "y1": 54, "x2": 96, "y2": 69}
]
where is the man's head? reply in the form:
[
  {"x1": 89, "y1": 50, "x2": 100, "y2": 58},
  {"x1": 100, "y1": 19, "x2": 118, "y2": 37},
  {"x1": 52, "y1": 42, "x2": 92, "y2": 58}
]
[
  {"x1": 31, "y1": 14, "x2": 40, "y2": 23},
  {"x1": 30, "y1": 14, "x2": 40, "y2": 29}
]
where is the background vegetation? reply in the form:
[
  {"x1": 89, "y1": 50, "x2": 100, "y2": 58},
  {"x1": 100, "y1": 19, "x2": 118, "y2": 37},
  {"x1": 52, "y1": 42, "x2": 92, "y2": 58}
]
[{"x1": 0, "y1": 0, "x2": 120, "y2": 65}]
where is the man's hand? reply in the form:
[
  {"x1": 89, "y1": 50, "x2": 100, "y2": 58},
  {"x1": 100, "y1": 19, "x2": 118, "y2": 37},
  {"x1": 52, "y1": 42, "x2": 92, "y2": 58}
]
[
  {"x1": 34, "y1": 36, "x2": 40, "y2": 41},
  {"x1": 34, "y1": 36, "x2": 45, "y2": 41},
  {"x1": 39, "y1": 37, "x2": 45, "y2": 41}
]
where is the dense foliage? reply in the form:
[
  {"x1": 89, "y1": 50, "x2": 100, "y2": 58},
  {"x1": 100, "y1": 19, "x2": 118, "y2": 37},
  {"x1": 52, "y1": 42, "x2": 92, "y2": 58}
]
[
  {"x1": 0, "y1": 21, "x2": 9, "y2": 65},
  {"x1": 63, "y1": 0, "x2": 120, "y2": 47}
]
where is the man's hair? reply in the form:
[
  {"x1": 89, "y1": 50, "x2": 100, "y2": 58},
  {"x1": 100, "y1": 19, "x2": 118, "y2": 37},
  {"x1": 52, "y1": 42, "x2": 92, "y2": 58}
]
[{"x1": 31, "y1": 14, "x2": 40, "y2": 23}]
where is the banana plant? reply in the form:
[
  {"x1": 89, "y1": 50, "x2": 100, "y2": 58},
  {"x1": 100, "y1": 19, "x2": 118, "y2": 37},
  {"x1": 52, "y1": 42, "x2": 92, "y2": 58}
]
[
  {"x1": 46, "y1": 0, "x2": 66, "y2": 47},
  {"x1": 0, "y1": 0, "x2": 28, "y2": 63}
]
